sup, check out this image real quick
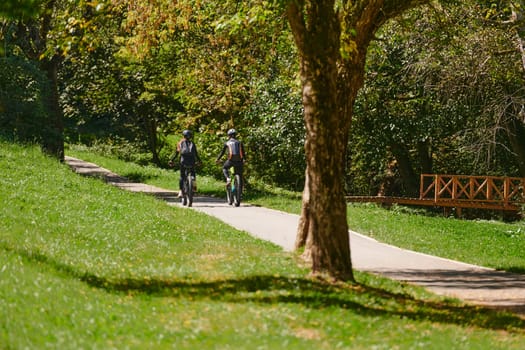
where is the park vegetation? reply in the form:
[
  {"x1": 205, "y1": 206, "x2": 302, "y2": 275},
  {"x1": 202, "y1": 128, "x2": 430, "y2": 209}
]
[
  {"x1": 2, "y1": 141, "x2": 525, "y2": 349},
  {"x1": 2, "y1": 0, "x2": 525, "y2": 280}
]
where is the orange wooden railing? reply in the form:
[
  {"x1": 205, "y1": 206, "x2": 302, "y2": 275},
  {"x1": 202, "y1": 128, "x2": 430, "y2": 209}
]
[{"x1": 419, "y1": 174, "x2": 525, "y2": 206}]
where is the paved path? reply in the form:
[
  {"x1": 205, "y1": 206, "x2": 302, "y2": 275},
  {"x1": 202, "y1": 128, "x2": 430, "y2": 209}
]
[{"x1": 65, "y1": 156, "x2": 525, "y2": 316}]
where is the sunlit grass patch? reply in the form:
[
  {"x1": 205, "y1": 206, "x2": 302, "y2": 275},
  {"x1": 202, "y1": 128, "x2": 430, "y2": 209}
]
[{"x1": 2, "y1": 141, "x2": 524, "y2": 349}]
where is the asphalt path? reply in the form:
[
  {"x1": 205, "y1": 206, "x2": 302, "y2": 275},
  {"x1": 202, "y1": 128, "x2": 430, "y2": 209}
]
[{"x1": 65, "y1": 156, "x2": 525, "y2": 316}]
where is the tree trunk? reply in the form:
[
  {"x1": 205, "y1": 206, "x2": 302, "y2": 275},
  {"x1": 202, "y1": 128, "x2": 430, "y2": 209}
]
[
  {"x1": 417, "y1": 139, "x2": 433, "y2": 174},
  {"x1": 146, "y1": 118, "x2": 161, "y2": 166},
  {"x1": 41, "y1": 54, "x2": 64, "y2": 161},
  {"x1": 295, "y1": 169, "x2": 310, "y2": 250},
  {"x1": 390, "y1": 142, "x2": 419, "y2": 196},
  {"x1": 504, "y1": 116, "x2": 525, "y2": 177},
  {"x1": 287, "y1": 1, "x2": 353, "y2": 281},
  {"x1": 286, "y1": 0, "x2": 432, "y2": 281},
  {"x1": 16, "y1": 0, "x2": 64, "y2": 161}
]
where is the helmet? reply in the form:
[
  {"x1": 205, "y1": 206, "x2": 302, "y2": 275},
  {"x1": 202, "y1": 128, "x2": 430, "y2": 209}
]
[
  {"x1": 227, "y1": 128, "x2": 236, "y2": 137},
  {"x1": 182, "y1": 129, "x2": 192, "y2": 138}
]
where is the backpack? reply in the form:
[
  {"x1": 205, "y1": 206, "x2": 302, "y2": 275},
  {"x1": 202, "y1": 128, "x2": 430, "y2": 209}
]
[{"x1": 179, "y1": 139, "x2": 194, "y2": 155}]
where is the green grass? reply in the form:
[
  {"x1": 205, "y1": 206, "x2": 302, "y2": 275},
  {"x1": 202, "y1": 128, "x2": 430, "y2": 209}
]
[
  {"x1": 67, "y1": 145, "x2": 226, "y2": 197},
  {"x1": 67, "y1": 144, "x2": 304, "y2": 203},
  {"x1": 346, "y1": 204, "x2": 525, "y2": 273},
  {"x1": 68, "y1": 145, "x2": 525, "y2": 273},
  {"x1": 3, "y1": 141, "x2": 525, "y2": 348}
]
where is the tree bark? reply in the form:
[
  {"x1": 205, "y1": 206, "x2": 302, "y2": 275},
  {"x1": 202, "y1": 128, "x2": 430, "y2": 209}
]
[
  {"x1": 16, "y1": 0, "x2": 64, "y2": 160},
  {"x1": 287, "y1": 0, "x2": 353, "y2": 281},
  {"x1": 417, "y1": 139, "x2": 433, "y2": 174},
  {"x1": 41, "y1": 54, "x2": 65, "y2": 161},
  {"x1": 286, "y1": 0, "x2": 431, "y2": 281},
  {"x1": 504, "y1": 116, "x2": 525, "y2": 177},
  {"x1": 146, "y1": 118, "x2": 161, "y2": 166},
  {"x1": 390, "y1": 142, "x2": 419, "y2": 196}
]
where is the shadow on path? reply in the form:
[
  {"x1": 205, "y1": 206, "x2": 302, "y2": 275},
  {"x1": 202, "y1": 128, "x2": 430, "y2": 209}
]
[{"x1": 371, "y1": 268, "x2": 525, "y2": 315}]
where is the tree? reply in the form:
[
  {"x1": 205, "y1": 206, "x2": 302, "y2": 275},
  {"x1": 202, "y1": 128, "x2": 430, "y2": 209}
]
[
  {"x1": 286, "y1": 0, "x2": 432, "y2": 281},
  {"x1": 0, "y1": 56, "x2": 51, "y2": 143},
  {"x1": 104, "y1": 0, "x2": 298, "y2": 169},
  {"x1": 0, "y1": 0, "x2": 42, "y2": 19},
  {"x1": 3, "y1": 0, "x2": 65, "y2": 159}
]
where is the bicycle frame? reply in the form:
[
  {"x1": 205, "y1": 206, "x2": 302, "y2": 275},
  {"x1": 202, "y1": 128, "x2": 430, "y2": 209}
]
[
  {"x1": 180, "y1": 165, "x2": 195, "y2": 207},
  {"x1": 226, "y1": 167, "x2": 242, "y2": 207}
]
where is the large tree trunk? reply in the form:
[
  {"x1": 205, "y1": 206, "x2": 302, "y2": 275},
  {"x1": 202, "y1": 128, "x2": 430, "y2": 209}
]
[
  {"x1": 39, "y1": 0, "x2": 64, "y2": 161},
  {"x1": 15, "y1": 0, "x2": 64, "y2": 160},
  {"x1": 287, "y1": 1, "x2": 353, "y2": 281},
  {"x1": 287, "y1": 0, "x2": 431, "y2": 281},
  {"x1": 417, "y1": 139, "x2": 433, "y2": 174}
]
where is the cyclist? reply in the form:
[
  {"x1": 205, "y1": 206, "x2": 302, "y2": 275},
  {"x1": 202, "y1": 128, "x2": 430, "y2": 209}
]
[
  {"x1": 169, "y1": 129, "x2": 201, "y2": 196},
  {"x1": 215, "y1": 128, "x2": 245, "y2": 185}
]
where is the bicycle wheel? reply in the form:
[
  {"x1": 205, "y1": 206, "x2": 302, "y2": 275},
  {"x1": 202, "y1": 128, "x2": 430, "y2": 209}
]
[
  {"x1": 233, "y1": 174, "x2": 242, "y2": 207},
  {"x1": 226, "y1": 183, "x2": 233, "y2": 205},
  {"x1": 181, "y1": 178, "x2": 187, "y2": 206},
  {"x1": 186, "y1": 176, "x2": 194, "y2": 207},
  {"x1": 181, "y1": 189, "x2": 187, "y2": 206}
]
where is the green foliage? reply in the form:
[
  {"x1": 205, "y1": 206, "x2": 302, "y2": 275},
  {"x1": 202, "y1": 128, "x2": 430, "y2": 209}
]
[
  {"x1": 8, "y1": 0, "x2": 525, "y2": 202},
  {"x1": 0, "y1": 56, "x2": 51, "y2": 143},
  {"x1": 0, "y1": 0, "x2": 42, "y2": 19},
  {"x1": 66, "y1": 145, "x2": 525, "y2": 275},
  {"x1": 349, "y1": 0, "x2": 525, "y2": 196},
  {"x1": 59, "y1": 0, "x2": 302, "y2": 188},
  {"x1": 245, "y1": 80, "x2": 306, "y2": 190}
]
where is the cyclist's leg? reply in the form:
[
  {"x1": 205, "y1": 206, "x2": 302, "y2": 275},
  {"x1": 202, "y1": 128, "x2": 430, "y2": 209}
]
[
  {"x1": 233, "y1": 162, "x2": 243, "y2": 177},
  {"x1": 233, "y1": 162, "x2": 243, "y2": 190},
  {"x1": 222, "y1": 160, "x2": 233, "y2": 183},
  {"x1": 179, "y1": 165, "x2": 186, "y2": 191},
  {"x1": 190, "y1": 165, "x2": 197, "y2": 191}
]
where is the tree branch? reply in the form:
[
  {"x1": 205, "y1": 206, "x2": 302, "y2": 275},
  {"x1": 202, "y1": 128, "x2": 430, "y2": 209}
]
[{"x1": 286, "y1": 0, "x2": 307, "y2": 55}]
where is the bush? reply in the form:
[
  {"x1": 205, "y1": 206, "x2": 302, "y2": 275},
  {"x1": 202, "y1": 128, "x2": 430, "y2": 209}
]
[{"x1": 0, "y1": 56, "x2": 51, "y2": 144}]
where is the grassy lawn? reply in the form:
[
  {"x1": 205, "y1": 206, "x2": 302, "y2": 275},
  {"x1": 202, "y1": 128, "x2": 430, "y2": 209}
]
[
  {"x1": 2, "y1": 142, "x2": 522, "y2": 349},
  {"x1": 68, "y1": 145, "x2": 525, "y2": 274}
]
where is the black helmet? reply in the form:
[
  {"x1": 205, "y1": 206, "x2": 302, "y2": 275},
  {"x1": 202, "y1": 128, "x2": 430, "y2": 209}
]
[
  {"x1": 182, "y1": 129, "x2": 192, "y2": 138},
  {"x1": 227, "y1": 128, "x2": 236, "y2": 137}
]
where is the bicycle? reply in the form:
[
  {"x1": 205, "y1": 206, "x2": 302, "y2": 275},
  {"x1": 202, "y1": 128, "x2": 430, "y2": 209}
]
[
  {"x1": 180, "y1": 164, "x2": 196, "y2": 207},
  {"x1": 225, "y1": 168, "x2": 242, "y2": 207}
]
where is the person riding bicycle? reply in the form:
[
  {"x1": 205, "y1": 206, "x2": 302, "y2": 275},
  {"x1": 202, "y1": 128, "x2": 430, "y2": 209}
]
[
  {"x1": 215, "y1": 128, "x2": 245, "y2": 185},
  {"x1": 169, "y1": 129, "x2": 201, "y2": 196}
]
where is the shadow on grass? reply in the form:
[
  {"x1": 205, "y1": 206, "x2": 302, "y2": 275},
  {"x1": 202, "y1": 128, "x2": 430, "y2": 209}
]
[
  {"x1": 83, "y1": 274, "x2": 525, "y2": 332},
  {"x1": 9, "y1": 244, "x2": 523, "y2": 334},
  {"x1": 6, "y1": 244, "x2": 525, "y2": 333}
]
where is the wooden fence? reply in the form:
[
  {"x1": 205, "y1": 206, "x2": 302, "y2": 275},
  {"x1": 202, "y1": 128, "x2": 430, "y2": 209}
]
[
  {"x1": 420, "y1": 174, "x2": 525, "y2": 208},
  {"x1": 347, "y1": 174, "x2": 525, "y2": 214}
]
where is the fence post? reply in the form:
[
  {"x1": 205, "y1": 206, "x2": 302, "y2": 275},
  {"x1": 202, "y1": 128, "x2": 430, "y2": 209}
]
[
  {"x1": 452, "y1": 175, "x2": 458, "y2": 200},
  {"x1": 435, "y1": 174, "x2": 439, "y2": 203},
  {"x1": 504, "y1": 177, "x2": 509, "y2": 205},
  {"x1": 420, "y1": 174, "x2": 424, "y2": 199}
]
